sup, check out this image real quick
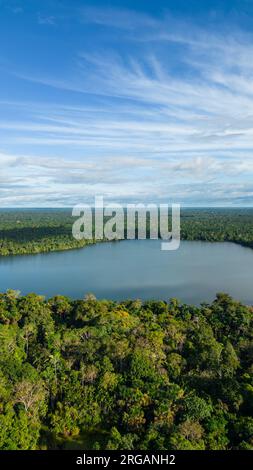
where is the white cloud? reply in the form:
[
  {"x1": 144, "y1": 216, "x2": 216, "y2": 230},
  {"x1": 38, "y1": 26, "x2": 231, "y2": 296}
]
[{"x1": 1, "y1": 10, "x2": 253, "y2": 206}]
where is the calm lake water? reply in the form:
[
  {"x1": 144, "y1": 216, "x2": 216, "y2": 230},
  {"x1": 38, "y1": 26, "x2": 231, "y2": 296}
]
[{"x1": 0, "y1": 240, "x2": 252, "y2": 304}]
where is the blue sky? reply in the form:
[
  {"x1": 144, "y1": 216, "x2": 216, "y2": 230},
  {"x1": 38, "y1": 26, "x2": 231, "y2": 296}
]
[{"x1": 1, "y1": 0, "x2": 253, "y2": 206}]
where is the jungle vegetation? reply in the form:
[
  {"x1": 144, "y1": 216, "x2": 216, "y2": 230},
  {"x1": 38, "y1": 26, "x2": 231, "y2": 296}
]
[
  {"x1": 0, "y1": 290, "x2": 252, "y2": 450},
  {"x1": 1, "y1": 208, "x2": 253, "y2": 256}
]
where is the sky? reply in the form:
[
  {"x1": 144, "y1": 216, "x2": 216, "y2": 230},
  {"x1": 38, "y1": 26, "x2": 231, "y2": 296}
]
[{"x1": 1, "y1": 0, "x2": 253, "y2": 207}]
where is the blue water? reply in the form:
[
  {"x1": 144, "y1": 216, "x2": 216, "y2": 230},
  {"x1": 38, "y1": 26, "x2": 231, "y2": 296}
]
[{"x1": 0, "y1": 240, "x2": 252, "y2": 304}]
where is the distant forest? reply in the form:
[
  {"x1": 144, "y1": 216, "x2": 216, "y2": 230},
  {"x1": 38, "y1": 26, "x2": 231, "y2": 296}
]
[
  {"x1": 0, "y1": 291, "x2": 252, "y2": 450},
  {"x1": 1, "y1": 208, "x2": 253, "y2": 255}
]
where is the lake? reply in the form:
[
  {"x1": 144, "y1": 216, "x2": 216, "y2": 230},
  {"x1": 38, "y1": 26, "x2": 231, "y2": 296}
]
[{"x1": 0, "y1": 240, "x2": 252, "y2": 304}]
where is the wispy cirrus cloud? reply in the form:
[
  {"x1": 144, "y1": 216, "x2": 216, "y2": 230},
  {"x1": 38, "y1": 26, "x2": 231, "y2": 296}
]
[
  {"x1": 37, "y1": 13, "x2": 56, "y2": 25},
  {"x1": 1, "y1": 5, "x2": 253, "y2": 206},
  {"x1": 80, "y1": 6, "x2": 158, "y2": 30}
]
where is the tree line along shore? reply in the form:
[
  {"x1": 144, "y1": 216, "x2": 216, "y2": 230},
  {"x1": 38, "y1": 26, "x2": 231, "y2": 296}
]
[{"x1": 1, "y1": 208, "x2": 253, "y2": 256}]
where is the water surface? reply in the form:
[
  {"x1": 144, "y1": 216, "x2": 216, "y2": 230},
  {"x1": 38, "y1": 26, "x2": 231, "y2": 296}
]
[{"x1": 0, "y1": 240, "x2": 252, "y2": 304}]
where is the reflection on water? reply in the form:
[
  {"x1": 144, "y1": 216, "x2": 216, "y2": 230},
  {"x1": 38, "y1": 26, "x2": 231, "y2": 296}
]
[{"x1": 0, "y1": 240, "x2": 252, "y2": 305}]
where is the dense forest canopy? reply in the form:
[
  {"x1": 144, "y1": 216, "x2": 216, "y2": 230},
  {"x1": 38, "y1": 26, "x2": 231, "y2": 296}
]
[
  {"x1": 1, "y1": 208, "x2": 253, "y2": 256},
  {"x1": 0, "y1": 290, "x2": 252, "y2": 450}
]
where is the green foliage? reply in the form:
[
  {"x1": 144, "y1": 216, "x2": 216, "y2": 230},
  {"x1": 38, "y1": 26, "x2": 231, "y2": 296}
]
[
  {"x1": 1, "y1": 208, "x2": 253, "y2": 256},
  {"x1": 0, "y1": 291, "x2": 252, "y2": 449},
  {"x1": 181, "y1": 394, "x2": 213, "y2": 421}
]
